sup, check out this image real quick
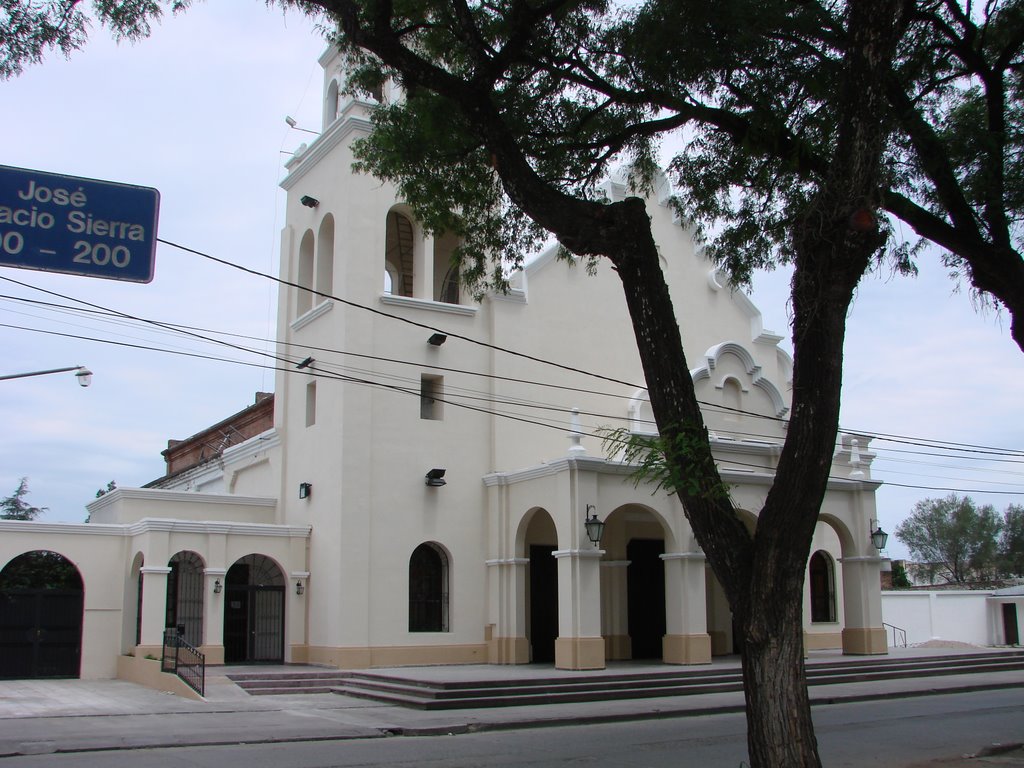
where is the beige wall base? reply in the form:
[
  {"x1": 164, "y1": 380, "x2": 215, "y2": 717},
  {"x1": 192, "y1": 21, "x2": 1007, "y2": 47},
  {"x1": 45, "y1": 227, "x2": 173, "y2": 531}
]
[
  {"x1": 842, "y1": 627, "x2": 889, "y2": 655},
  {"x1": 289, "y1": 644, "x2": 309, "y2": 664},
  {"x1": 116, "y1": 655, "x2": 203, "y2": 700},
  {"x1": 663, "y1": 633, "x2": 712, "y2": 665},
  {"x1": 555, "y1": 636, "x2": 605, "y2": 670},
  {"x1": 133, "y1": 645, "x2": 162, "y2": 661},
  {"x1": 709, "y1": 630, "x2": 731, "y2": 656},
  {"x1": 604, "y1": 634, "x2": 632, "y2": 661},
  {"x1": 803, "y1": 630, "x2": 842, "y2": 651},
  {"x1": 304, "y1": 643, "x2": 488, "y2": 669},
  {"x1": 488, "y1": 635, "x2": 530, "y2": 664},
  {"x1": 199, "y1": 645, "x2": 225, "y2": 665}
]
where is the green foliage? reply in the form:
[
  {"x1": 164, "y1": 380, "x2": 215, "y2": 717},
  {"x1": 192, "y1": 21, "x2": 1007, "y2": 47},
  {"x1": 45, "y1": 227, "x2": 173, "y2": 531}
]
[
  {"x1": 600, "y1": 426, "x2": 731, "y2": 504},
  {"x1": 0, "y1": 477, "x2": 46, "y2": 521},
  {"x1": 895, "y1": 494, "x2": 1003, "y2": 583},
  {"x1": 890, "y1": 560, "x2": 913, "y2": 589},
  {"x1": 1000, "y1": 504, "x2": 1024, "y2": 577},
  {"x1": 0, "y1": 550, "x2": 79, "y2": 590}
]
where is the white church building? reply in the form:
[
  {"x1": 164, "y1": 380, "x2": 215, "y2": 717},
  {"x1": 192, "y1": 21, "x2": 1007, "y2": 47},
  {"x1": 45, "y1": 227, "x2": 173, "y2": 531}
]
[{"x1": 0, "y1": 47, "x2": 892, "y2": 683}]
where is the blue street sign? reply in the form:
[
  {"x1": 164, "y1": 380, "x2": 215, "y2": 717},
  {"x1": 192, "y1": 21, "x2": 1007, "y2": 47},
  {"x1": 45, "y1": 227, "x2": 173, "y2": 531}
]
[{"x1": 0, "y1": 165, "x2": 159, "y2": 283}]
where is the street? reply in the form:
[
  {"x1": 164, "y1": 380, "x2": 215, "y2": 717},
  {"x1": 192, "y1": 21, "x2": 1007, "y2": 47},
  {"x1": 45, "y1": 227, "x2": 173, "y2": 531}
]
[{"x1": 2, "y1": 689, "x2": 1020, "y2": 767}]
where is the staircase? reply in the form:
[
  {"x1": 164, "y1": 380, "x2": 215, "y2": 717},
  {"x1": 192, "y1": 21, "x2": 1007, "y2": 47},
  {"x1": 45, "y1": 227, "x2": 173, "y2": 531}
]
[
  {"x1": 333, "y1": 650, "x2": 1024, "y2": 710},
  {"x1": 226, "y1": 669, "x2": 348, "y2": 695}
]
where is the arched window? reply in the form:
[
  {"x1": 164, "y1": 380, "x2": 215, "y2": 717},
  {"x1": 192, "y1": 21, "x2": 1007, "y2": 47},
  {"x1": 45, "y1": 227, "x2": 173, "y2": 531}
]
[
  {"x1": 296, "y1": 229, "x2": 315, "y2": 316},
  {"x1": 385, "y1": 211, "x2": 415, "y2": 297},
  {"x1": 432, "y1": 230, "x2": 461, "y2": 304},
  {"x1": 722, "y1": 377, "x2": 743, "y2": 422},
  {"x1": 409, "y1": 543, "x2": 449, "y2": 632},
  {"x1": 316, "y1": 214, "x2": 335, "y2": 301},
  {"x1": 809, "y1": 551, "x2": 836, "y2": 623}
]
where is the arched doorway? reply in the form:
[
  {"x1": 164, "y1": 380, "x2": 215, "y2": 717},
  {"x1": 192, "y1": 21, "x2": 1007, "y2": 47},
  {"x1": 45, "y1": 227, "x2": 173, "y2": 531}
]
[
  {"x1": 166, "y1": 551, "x2": 204, "y2": 647},
  {"x1": 409, "y1": 542, "x2": 449, "y2": 632},
  {"x1": 524, "y1": 509, "x2": 558, "y2": 663},
  {"x1": 627, "y1": 538, "x2": 666, "y2": 659},
  {"x1": 223, "y1": 554, "x2": 284, "y2": 663},
  {"x1": 0, "y1": 551, "x2": 83, "y2": 678}
]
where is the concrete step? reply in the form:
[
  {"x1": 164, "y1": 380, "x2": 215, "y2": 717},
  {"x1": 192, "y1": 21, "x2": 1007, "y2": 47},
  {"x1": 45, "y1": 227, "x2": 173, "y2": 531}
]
[
  {"x1": 226, "y1": 670, "x2": 348, "y2": 696},
  {"x1": 334, "y1": 650, "x2": 1024, "y2": 710}
]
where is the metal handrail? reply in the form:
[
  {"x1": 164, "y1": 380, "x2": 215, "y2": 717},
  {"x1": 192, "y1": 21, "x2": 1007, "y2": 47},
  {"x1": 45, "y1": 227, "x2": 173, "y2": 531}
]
[
  {"x1": 883, "y1": 621, "x2": 908, "y2": 648},
  {"x1": 161, "y1": 627, "x2": 206, "y2": 697}
]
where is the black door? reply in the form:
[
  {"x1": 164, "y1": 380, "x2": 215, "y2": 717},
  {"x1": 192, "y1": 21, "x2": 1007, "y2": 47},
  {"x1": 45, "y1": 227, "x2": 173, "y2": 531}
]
[
  {"x1": 0, "y1": 552, "x2": 83, "y2": 679},
  {"x1": 1004, "y1": 603, "x2": 1020, "y2": 646},
  {"x1": 529, "y1": 545, "x2": 558, "y2": 663},
  {"x1": 224, "y1": 556, "x2": 285, "y2": 663},
  {"x1": 627, "y1": 538, "x2": 666, "y2": 659}
]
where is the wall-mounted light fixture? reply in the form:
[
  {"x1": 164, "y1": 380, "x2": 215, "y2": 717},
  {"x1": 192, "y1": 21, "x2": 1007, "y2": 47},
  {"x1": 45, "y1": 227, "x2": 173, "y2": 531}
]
[
  {"x1": 295, "y1": 580, "x2": 305, "y2": 596},
  {"x1": 285, "y1": 115, "x2": 320, "y2": 135},
  {"x1": 300, "y1": 195, "x2": 320, "y2": 208},
  {"x1": 870, "y1": 519, "x2": 888, "y2": 552},
  {"x1": 213, "y1": 579, "x2": 222, "y2": 594},
  {"x1": 428, "y1": 333, "x2": 447, "y2": 346},
  {"x1": 299, "y1": 482, "x2": 312, "y2": 500},
  {"x1": 425, "y1": 468, "x2": 447, "y2": 487},
  {"x1": 584, "y1": 504, "x2": 605, "y2": 545}
]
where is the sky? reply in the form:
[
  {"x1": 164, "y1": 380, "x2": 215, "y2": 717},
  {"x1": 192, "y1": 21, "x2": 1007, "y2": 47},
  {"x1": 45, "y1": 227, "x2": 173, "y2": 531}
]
[{"x1": 2, "y1": 2, "x2": 1022, "y2": 560}]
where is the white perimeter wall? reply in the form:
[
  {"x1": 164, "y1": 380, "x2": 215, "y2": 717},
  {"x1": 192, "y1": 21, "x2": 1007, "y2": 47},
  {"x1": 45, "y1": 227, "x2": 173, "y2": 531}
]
[{"x1": 881, "y1": 591, "x2": 990, "y2": 646}]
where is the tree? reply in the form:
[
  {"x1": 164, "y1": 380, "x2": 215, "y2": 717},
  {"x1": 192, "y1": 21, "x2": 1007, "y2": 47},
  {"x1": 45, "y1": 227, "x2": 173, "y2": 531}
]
[
  {"x1": 890, "y1": 561, "x2": 913, "y2": 588},
  {"x1": 1000, "y1": 504, "x2": 1024, "y2": 577},
  {"x1": 3, "y1": 0, "x2": 1021, "y2": 765},
  {"x1": 895, "y1": 495, "x2": 1002, "y2": 583},
  {"x1": 0, "y1": 477, "x2": 47, "y2": 521}
]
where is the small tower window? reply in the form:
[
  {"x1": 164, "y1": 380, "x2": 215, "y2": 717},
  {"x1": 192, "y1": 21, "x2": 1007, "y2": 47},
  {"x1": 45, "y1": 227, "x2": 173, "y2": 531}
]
[{"x1": 420, "y1": 375, "x2": 443, "y2": 420}]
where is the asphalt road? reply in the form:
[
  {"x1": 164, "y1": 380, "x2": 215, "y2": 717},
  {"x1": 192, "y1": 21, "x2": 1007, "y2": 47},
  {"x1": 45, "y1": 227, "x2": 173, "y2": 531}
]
[{"x1": 1, "y1": 688, "x2": 1020, "y2": 767}]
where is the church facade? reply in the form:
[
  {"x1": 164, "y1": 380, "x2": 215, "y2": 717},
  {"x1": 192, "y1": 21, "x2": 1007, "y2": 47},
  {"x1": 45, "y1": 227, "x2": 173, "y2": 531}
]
[{"x1": 0, "y1": 47, "x2": 888, "y2": 682}]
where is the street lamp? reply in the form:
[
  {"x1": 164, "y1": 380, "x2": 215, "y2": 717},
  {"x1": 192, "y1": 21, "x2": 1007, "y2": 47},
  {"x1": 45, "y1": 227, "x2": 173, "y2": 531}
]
[{"x1": 0, "y1": 365, "x2": 93, "y2": 387}]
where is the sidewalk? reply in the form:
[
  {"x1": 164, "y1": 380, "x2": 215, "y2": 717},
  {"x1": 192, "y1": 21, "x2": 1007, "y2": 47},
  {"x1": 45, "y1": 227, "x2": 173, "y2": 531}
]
[{"x1": 0, "y1": 649, "x2": 1021, "y2": 762}]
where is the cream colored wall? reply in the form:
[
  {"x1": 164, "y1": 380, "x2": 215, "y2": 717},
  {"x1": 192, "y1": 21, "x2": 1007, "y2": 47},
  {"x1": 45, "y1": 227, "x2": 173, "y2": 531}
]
[{"x1": 88, "y1": 488, "x2": 277, "y2": 525}]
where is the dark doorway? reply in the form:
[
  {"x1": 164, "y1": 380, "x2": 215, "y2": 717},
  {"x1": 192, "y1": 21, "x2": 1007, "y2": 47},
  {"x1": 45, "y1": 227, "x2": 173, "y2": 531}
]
[
  {"x1": 224, "y1": 555, "x2": 285, "y2": 663},
  {"x1": 529, "y1": 545, "x2": 557, "y2": 663},
  {"x1": 0, "y1": 551, "x2": 84, "y2": 678},
  {"x1": 1004, "y1": 603, "x2": 1020, "y2": 646},
  {"x1": 409, "y1": 543, "x2": 448, "y2": 632},
  {"x1": 627, "y1": 538, "x2": 666, "y2": 659}
]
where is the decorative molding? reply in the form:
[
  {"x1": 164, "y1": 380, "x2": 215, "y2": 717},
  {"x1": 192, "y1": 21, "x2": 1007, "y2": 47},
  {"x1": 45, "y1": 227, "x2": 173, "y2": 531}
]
[
  {"x1": 552, "y1": 548, "x2": 605, "y2": 559},
  {"x1": 379, "y1": 293, "x2": 479, "y2": 317},
  {"x1": 485, "y1": 558, "x2": 530, "y2": 566},
  {"x1": 281, "y1": 107, "x2": 374, "y2": 190},
  {"x1": 600, "y1": 560, "x2": 631, "y2": 568},
  {"x1": 690, "y1": 340, "x2": 789, "y2": 418},
  {"x1": 661, "y1": 552, "x2": 707, "y2": 562},
  {"x1": 87, "y1": 488, "x2": 277, "y2": 513},
  {"x1": 290, "y1": 571, "x2": 311, "y2": 580},
  {"x1": 290, "y1": 300, "x2": 333, "y2": 332},
  {"x1": 140, "y1": 566, "x2": 172, "y2": 575},
  {"x1": 204, "y1": 568, "x2": 228, "y2": 577}
]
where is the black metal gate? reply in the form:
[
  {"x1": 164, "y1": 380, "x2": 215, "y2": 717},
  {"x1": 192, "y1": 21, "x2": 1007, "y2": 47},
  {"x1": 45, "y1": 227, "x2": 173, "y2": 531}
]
[
  {"x1": 224, "y1": 585, "x2": 284, "y2": 662},
  {"x1": 0, "y1": 589, "x2": 83, "y2": 678}
]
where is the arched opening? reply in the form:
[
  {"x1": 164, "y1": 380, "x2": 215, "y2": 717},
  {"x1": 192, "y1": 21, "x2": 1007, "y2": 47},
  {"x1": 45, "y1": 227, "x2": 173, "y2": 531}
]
[
  {"x1": 409, "y1": 542, "x2": 449, "y2": 632},
  {"x1": 809, "y1": 551, "x2": 837, "y2": 623},
  {"x1": 602, "y1": 505, "x2": 669, "y2": 660},
  {"x1": 325, "y1": 78, "x2": 341, "y2": 129},
  {"x1": 296, "y1": 229, "x2": 315, "y2": 316},
  {"x1": 223, "y1": 554, "x2": 285, "y2": 663},
  {"x1": 0, "y1": 551, "x2": 83, "y2": 678},
  {"x1": 385, "y1": 210, "x2": 414, "y2": 297},
  {"x1": 125, "y1": 552, "x2": 144, "y2": 653},
  {"x1": 721, "y1": 377, "x2": 743, "y2": 425},
  {"x1": 523, "y1": 509, "x2": 558, "y2": 663},
  {"x1": 166, "y1": 551, "x2": 205, "y2": 647},
  {"x1": 432, "y1": 230, "x2": 461, "y2": 304},
  {"x1": 316, "y1": 214, "x2": 335, "y2": 301}
]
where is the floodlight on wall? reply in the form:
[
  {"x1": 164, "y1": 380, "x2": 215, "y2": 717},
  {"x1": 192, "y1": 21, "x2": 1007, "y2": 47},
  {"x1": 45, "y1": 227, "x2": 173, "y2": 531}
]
[
  {"x1": 428, "y1": 333, "x2": 447, "y2": 346},
  {"x1": 870, "y1": 519, "x2": 888, "y2": 552},
  {"x1": 584, "y1": 504, "x2": 605, "y2": 545},
  {"x1": 425, "y1": 468, "x2": 447, "y2": 487},
  {"x1": 213, "y1": 579, "x2": 222, "y2": 594},
  {"x1": 296, "y1": 356, "x2": 314, "y2": 369},
  {"x1": 299, "y1": 482, "x2": 312, "y2": 499},
  {"x1": 300, "y1": 195, "x2": 320, "y2": 208},
  {"x1": 295, "y1": 580, "x2": 305, "y2": 596}
]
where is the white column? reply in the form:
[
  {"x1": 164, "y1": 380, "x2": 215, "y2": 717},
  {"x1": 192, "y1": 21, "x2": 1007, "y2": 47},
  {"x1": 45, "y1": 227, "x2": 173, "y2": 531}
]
[
  {"x1": 839, "y1": 555, "x2": 888, "y2": 654},
  {"x1": 600, "y1": 560, "x2": 630, "y2": 660},
  {"x1": 553, "y1": 547, "x2": 605, "y2": 670},
  {"x1": 486, "y1": 557, "x2": 530, "y2": 663},
  {"x1": 662, "y1": 552, "x2": 712, "y2": 664}
]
